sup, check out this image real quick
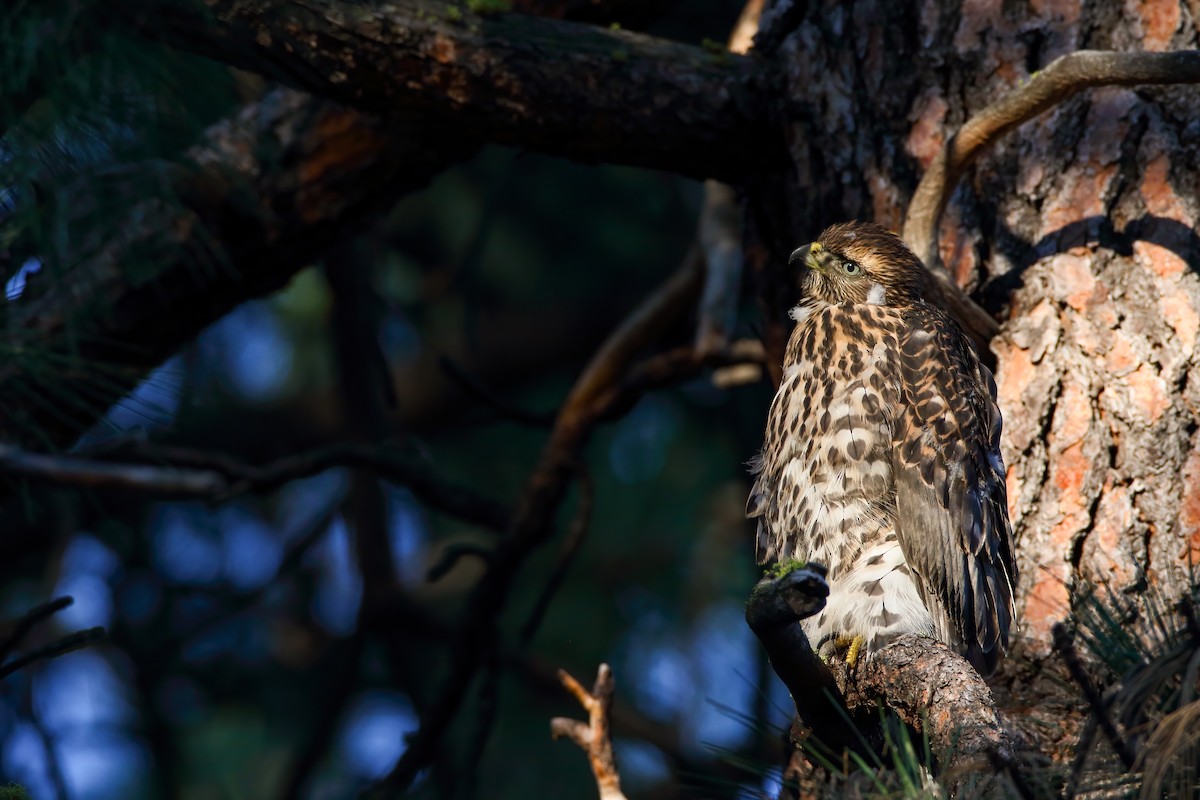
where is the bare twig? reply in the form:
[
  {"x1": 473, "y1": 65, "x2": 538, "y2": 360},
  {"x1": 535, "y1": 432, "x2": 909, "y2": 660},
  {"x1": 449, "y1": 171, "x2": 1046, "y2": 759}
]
[
  {"x1": 426, "y1": 543, "x2": 494, "y2": 583},
  {"x1": 0, "y1": 596, "x2": 74, "y2": 664},
  {"x1": 0, "y1": 445, "x2": 226, "y2": 496},
  {"x1": 551, "y1": 664, "x2": 629, "y2": 800},
  {"x1": 902, "y1": 49, "x2": 1200, "y2": 349},
  {"x1": 1053, "y1": 622, "x2": 1137, "y2": 770},
  {"x1": 591, "y1": 339, "x2": 769, "y2": 419},
  {"x1": 0, "y1": 627, "x2": 107, "y2": 681}
]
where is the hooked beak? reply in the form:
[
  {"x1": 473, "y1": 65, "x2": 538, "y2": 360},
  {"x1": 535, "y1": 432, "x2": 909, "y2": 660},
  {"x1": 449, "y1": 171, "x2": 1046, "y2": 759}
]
[{"x1": 788, "y1": 242, "x2": 823, "y2": 272}]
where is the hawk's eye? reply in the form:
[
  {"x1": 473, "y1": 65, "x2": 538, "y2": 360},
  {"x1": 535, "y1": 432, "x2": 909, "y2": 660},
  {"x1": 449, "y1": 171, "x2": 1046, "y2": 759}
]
[{"x1": 839, "y1": 260, "x2": 862, "y2": 277}]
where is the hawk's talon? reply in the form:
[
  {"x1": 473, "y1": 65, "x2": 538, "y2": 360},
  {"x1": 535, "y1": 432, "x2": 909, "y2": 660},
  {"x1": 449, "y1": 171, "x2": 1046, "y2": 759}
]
[{"x1": 834, "y1": 634, "x2": 866, "y2": 668}]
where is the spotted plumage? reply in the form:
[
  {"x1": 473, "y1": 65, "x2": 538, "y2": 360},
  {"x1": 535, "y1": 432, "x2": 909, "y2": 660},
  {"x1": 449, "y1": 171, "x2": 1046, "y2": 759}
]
[{"x1": 746, "y1": 221, "x2": 1017, "y2": 675}]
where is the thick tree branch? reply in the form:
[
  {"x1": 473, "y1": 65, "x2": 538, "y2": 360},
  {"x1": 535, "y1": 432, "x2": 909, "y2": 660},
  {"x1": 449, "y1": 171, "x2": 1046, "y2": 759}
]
[
  {"x1": 158, "y1": 0, "x2": 783, "y2": 182},
  {"x1": 902, "y1": 49, "x2": 1200, "y2": 347}
]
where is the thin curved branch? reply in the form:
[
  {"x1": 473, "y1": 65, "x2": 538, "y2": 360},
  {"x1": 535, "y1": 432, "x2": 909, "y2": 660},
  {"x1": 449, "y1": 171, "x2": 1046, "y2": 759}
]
[{"x1": 903, "y1": 49, "x2": 1200, "y2": 344}]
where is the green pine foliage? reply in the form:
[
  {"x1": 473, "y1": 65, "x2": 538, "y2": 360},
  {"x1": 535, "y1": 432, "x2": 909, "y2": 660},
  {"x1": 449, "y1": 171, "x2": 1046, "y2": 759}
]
[{"x1": 1064, "y1": 574, "x2": 1200, "y2": 798}]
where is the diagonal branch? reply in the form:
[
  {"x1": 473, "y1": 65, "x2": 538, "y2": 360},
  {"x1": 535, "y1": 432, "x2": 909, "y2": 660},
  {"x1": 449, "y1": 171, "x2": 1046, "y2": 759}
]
[
  {"x1": 903, "y1": 49, "x2": 1200, "y2": 344},
  {"x1": 155, "y1": 0, "x2": 784, "y2": 182},
  {"x1": 373, "y1": 254, "x2": 706, "y2": 794}
]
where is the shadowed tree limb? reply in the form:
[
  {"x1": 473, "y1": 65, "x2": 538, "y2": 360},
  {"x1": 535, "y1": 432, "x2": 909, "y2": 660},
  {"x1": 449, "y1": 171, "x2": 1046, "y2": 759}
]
[
  {"x1": 157, "y1": 0, "x2": 784, "y2": 182},
  {"x1": 902, "y1": 49, "x2": 1200, "y2": 350},
  {"x1": 0, "y1": 87, "x2": 462, "y2": 449},
  {"x1": 551, "y1": 664, "x2": 628, "y2": 800}
]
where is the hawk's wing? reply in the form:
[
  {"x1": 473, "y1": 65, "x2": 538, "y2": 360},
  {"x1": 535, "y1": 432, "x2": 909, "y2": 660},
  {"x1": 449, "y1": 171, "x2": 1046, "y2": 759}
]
[{"x1": 892, "y1": 304, "x2": 1017, "y2": 675}]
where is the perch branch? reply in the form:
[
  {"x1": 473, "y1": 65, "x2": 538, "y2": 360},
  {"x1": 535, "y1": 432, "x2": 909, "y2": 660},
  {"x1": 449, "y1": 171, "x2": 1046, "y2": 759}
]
[
  {"x1": 746, "y1": 566, "x2": 1010, "y2": 777},
  {"x1": 551, "y1": 664, "x2": 629, "y2": 800},
  {"x1": 903, "y1": 49, "x2": 1200, "y2": 348}
]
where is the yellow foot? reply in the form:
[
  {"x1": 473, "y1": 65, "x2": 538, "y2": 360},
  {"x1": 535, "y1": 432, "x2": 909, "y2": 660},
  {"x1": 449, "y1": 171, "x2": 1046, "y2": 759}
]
[{"x1": 834, "y1": 634, "x2": 866, "y2": 668}]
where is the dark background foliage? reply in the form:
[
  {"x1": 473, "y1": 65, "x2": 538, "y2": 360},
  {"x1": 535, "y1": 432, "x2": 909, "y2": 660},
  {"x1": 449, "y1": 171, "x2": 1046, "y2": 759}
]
[{"x1": 0, "y1": 2, "x2": 798, "y2": 798}]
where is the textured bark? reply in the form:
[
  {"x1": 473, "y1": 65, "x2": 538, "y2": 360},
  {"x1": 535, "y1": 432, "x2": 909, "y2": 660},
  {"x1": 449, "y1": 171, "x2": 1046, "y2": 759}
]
[
  {"x1": 157, "y1": 0, "x2": 784, "y2": 181},
  {"x1": 741, "y1": 0, "x2": 1200, "y2": 765},
  {"x1": 754, "y1": 0, "x2": 1200, "y2": 636}
]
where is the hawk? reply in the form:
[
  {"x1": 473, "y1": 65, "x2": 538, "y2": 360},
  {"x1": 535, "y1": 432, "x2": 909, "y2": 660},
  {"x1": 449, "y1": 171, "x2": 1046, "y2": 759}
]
[{"x1": 746, "y1": 221, "x2": 1017, "y2": 675}]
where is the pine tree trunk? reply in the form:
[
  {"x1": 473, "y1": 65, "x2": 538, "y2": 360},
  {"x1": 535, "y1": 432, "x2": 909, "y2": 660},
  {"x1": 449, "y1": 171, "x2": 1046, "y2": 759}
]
[{"x1": 753, "y1": 0, "x2": 1200, "y2": 652}]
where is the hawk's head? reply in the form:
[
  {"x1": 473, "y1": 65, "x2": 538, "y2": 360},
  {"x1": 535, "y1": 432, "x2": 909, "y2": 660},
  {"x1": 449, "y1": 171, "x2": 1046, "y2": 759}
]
[{"x1": 790, "y1": 221, "x2": 936, "y2": 307}]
